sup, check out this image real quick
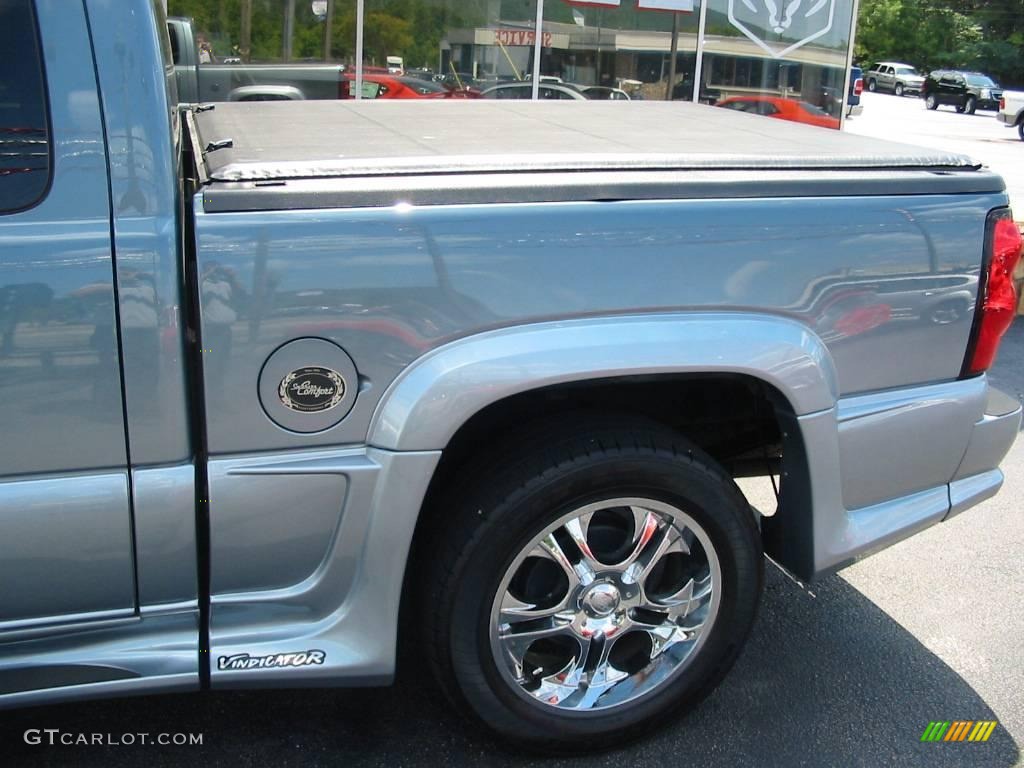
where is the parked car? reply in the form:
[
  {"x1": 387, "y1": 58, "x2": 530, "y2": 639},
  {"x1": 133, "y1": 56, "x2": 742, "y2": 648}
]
[
  {"x1": 340, "y1": 73, "x2": 481, "y2": 100},
  {"x1": 167, "y1": 17, "x2": 346, "y2": 102},
  {"x1": 3, "y1": 0, "x2": 1022, "y2": 754},
  {"x1": 481, "y1": 82, "x2": 587, "y2": 100},
  {"x1": 716, "y1": 95, "x2": 840, "y2": 129},
  {"x1": 923, "y1": 70, "x2": 1003, "y2": 114},
  {"x1": 865, "y1": 62, "x2": 925, "y2": 96},
  {"x1": 997, "y1": 91, "x2": 1024, "y2": 140},
  {"x1": 818, "y1": 66, "x2": 864, "y2": 118},
  {"x1": 847, "y1": 65, "x2": 864, "y2": 116},
  {"x1": 581, "y1": 85, "x2": 631, "y2": 100}
]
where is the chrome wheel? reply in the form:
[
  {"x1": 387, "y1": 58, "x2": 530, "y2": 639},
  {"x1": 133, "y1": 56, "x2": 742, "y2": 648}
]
[{"x1": 489, "y1": 497, "x2": 721, "y2": 711}]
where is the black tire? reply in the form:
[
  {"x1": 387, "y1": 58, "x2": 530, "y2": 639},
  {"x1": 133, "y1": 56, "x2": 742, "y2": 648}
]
[
  {"x1": 1018, "y1": 120, "x2": 1024, "y2": 141},
  {"x1": 895, "y1": 83, "x2": 904, "y2": 97},
  {"x1": 926, "y1": 93, "x2": 938, "y2": 110},
  {"x1": 867, "y1": 78, "x2": 877, "y2": 92},
  {"x1": 964, "y1": 96, "x2": 976, "y2": 115},
  {"x1": 420, "y1": 415, "x2": 763, "y2": 752}
]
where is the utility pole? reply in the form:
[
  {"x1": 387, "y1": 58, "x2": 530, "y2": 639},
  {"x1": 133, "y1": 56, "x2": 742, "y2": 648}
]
[
  {"x1": 665, "y1": 12, "x2": 679, "y2": 100},
  {"x1": 283, "y1": 0, "x2": 296, "y2": 62},
  {"x1": 323, "y1": 0, "x2": 334, "y2": 61},
  {"x1": 240, "y1": 0, "x2": 252, "y2": 63}
]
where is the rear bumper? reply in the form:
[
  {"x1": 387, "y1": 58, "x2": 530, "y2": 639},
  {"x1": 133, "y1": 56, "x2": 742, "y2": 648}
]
[
  {"x1": 997, "y1": 112, "x2": 1016, "y2": 127},
  {"x1": 846, "y1": 104, "x2": 863, "y2": 117},
  {"x1": 765, "y1": 377, "x2": 1020, "y2": 580}
]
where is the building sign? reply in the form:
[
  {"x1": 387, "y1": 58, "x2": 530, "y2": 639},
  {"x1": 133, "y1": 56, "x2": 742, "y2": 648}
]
[
  {"x1": 562, "y1": 0, "x2": 695, "y2": 11},
  {"x1": 495, "y1": 29, "x2": 553, "y2": 47},
  {"x1": 727, "y1": 0, "x2": 836, "y2": 58},
  {"x1": 476, "y1": 28, "x2": 571, "y2": 49}
]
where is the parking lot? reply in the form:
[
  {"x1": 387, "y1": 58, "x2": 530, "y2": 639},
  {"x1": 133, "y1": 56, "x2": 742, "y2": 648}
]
[{"x1": 3, "y1": 94, "x2": 1023, "y2": 767}]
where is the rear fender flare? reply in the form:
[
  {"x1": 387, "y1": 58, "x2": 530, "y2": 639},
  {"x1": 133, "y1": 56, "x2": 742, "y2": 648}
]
[{"x1": 368, "y1": 312, "x2": 839, "y2": 452}]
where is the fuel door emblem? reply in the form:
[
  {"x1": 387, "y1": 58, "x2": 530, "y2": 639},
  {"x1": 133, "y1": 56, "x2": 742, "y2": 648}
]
[{"x1": 278, "y1": 366, "x2": 346, "y2": 413}]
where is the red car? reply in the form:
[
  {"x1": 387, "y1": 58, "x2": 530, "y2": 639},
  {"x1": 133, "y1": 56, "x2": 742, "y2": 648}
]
[
  {"x1": 716, "y1": 95, "x2": 840, "y2": 129},
  {"x1": 340, "y1": 73, "x2": 480, "y2": 100}
]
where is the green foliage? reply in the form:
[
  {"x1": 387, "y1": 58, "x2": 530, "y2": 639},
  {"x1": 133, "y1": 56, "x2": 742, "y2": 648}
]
[
  {"x1": 856, "y1": 0, "x2": 1024, "y2": 85},
  {"x1": 168, "y1": 0, "x2": 483, "y2": 67}
]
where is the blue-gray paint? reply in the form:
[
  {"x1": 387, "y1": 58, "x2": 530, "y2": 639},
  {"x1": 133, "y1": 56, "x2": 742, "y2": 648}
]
[
  {"x1": 369, "y1": 312, "x2": 838, "y2": 450},
  {"x1": 85, "y1": 0, "x2": 191, "y2": 466},
  {"x1": 0, "y1": 472, "x2": 134, "y2": 626},
  {"x1": 0, "y1": 0, "x2": 126, "y2": 477},
  {"x1": 133, "y1": 464, "x2": 198, "y2": 607},
  {"x1": 193, "y1": 193, "x2": 999, "y2": 456}
]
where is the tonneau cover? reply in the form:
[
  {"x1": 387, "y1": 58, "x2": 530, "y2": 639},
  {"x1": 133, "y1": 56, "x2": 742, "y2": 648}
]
[{"x1": 194, "y1": 100, "x2": 980, "y2": 183}]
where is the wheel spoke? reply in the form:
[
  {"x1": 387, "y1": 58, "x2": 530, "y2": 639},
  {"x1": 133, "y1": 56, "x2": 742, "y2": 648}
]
[
  {"x1": 530, "y1": 533, "x2": 592, "y2": 589},
  {"x1": 498, "y1": 616, "x2": 574, "y2": 680},
  {"x1": 649, "y1": 573, "x2": 713, "y2": 623},
  {"x1": 561, "y1": 633, "x2": 629, "y2": 710},
  {"x1": 563, "y1": 514, "x2": 603, "y2": 574},
  {"x1": 621, "y1": 509, "x2": 689, "y2": 582},
  {"x1": 498, "y1": 592, "x2": 572, "y2": 625}
]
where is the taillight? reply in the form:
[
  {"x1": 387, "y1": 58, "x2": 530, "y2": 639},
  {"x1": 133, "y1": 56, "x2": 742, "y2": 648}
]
[
  {"x1": 339, "y1": 76, "x2": 350, "y2": 99},
  {"x1": 999, "y1": 96, "x2": 1006, "y2": 111},
  {"x1": 853, "y1": 78, "x2": 864, "y2": 96},
  {"x1": 965, "y1": 210, "x2": 1023, "y2": 375}
]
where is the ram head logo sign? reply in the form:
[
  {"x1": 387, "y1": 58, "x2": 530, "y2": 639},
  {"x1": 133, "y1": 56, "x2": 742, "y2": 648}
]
[{"x1": 728, "y1": 0, "x2": 835, "y2": 59}]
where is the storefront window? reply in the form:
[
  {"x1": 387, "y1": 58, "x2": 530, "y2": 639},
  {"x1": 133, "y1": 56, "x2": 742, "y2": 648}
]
[{"x1": 166, "y1": 0, "x2": 857, "y2": 126}]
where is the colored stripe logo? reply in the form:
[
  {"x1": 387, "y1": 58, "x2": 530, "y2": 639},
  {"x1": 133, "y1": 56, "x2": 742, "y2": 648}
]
[{"x1": 921, "y1": 721, "x2": 998, "y2": 742}]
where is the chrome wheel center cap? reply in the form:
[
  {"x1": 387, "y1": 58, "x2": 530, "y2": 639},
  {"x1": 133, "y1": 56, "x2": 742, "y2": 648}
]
[{"x1": 582, "y1": 582, "x2": 621, "y2": 617}]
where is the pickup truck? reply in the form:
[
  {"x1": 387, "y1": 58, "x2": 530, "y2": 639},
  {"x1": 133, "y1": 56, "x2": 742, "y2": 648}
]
[
  {"x1": 167, "y1": 16, "x2": 345, "y2": 102},
  {"x1": 998, "y1": 90, "x2": 1024, "y2": 140},
  {"x1": 1, "y1": 0, "x2": 1021, "y2": 753}
]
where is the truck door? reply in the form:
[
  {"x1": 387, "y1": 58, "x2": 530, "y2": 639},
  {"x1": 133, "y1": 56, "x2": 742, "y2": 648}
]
[{"x1": 0, "y1": 0, "x2": 136, "y2": 628}]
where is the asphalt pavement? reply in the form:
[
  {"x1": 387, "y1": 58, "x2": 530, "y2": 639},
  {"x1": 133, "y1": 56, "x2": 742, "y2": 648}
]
[{"x1": 2, "y1": 95, "x2": 1023, "y2": 767}]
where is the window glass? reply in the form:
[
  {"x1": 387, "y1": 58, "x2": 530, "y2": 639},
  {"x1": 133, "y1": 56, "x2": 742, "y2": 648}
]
[
  {"x1": 966, "y1": 75, "x2": 996, "y2": 87},
  {"x1": 700, "y1": 0, "x2": 855, "y2": 129},
  {"x1": 0, "y1": 0, "x2": 51, "y2": 212},
  {"x1": 163, "y1": 0, "x2": 857, "y2": 119},
  {"x1": 540, "y1": 1, "x2": 701, "y2": 102}
]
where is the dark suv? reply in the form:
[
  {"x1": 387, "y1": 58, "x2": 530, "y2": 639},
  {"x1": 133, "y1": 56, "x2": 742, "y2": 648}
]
[{"x1": 922, "y1": 70, "x2": 1003, "y2": 114}]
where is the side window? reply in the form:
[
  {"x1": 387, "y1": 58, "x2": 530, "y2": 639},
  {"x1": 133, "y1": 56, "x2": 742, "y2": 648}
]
[
  {"x1": 0, "y1": 0, "x2": 50, "y2": 213},
  {"x1": 168, "y1": 21, "x2": 181, "y2": 65}
]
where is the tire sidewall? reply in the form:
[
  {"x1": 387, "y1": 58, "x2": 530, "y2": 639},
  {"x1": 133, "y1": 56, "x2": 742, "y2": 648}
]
[{"x1": 445, "y1": 452, "x2": 761, "y2": 745}]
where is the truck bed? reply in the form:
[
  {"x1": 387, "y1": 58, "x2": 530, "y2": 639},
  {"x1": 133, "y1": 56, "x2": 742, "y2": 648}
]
[{"x1": 191, "y1": 100, "x2": 1004, "y2": 212}]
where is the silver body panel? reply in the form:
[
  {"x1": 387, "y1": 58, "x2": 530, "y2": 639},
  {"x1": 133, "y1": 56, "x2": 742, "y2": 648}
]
[{"x1": 193, "y1": 192, "x2": 1000, "y2": 457}]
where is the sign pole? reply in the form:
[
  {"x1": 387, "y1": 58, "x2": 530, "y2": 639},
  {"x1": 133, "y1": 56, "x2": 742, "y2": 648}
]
[
  {"x1": 692, "y1": 0, "x2": 709, "y2": 103},
  {"x1": 283, "y1": 0, "x2": 295, "y2": 62},
  {"x1": 240, "y1": 0, "x2": 252, "y2": 63},
  {"x1": 355, "y1": 0, "x2": 365, "y2": 99},
  {"x1": 323, "y1": 0, "x2": 334, "y2": 62},
  {"x1": 665, "y1": 12, "x2": 679, "y2": 100},
  {"x1": 531, "y1": 0, "x2": 545, "y2": 100}
]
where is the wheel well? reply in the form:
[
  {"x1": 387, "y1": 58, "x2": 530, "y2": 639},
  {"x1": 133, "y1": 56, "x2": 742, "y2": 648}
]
[
  {"x1": 397, "y1": 374, "x2": 815, "y2": 663},
  {"x1": 427, "y1": 374, "x2": 792, "y2": 492}
]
